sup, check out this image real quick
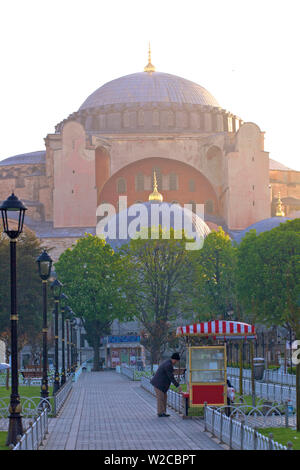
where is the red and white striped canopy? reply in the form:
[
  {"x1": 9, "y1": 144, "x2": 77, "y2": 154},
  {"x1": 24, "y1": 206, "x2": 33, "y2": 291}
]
[{"x1": 176, "y1": 320, "x2": 256, "y2": 339}]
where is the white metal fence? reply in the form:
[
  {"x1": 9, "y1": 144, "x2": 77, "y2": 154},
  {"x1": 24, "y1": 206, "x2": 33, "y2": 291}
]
[
  {"x1": 228, "y1": 367, "x2": 296, "y2": 387},
  {"x1": 263, "y1": 369, "x2": 296, "y2": 387},
  {"x1": 12, "y1": 407, "x2": 49, "y2": 450},
  {"x1": 204, "y1": 406, "x2": 290, "y2": 450},
  {"x1": 229, "y1": 375, "x2": 296, "y2": 407},
  {"x1": 140, "y1": 377, "x2": 184, "y2": 414},
  {"x1": 53, "y1": 375, "x2": 73, "y2": 416}
]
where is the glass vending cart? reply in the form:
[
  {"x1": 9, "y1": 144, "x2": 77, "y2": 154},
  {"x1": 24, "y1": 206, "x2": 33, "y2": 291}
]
[
  {"x1": 176, "y1": 320, "x2": 256, "y2": 409},
  {"x1": 188, "y1": 346, "x2": 226, "y2": 407}
]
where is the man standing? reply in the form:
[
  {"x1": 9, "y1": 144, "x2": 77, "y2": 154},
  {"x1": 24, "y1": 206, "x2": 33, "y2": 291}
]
[{"x1": 150, "y1": 353, "x2": 183, "y2": 417}]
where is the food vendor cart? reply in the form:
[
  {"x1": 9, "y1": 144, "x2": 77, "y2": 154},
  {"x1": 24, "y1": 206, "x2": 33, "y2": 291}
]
[{"x1": 176, "y1": 320, "x2": 256, "y2": 409}]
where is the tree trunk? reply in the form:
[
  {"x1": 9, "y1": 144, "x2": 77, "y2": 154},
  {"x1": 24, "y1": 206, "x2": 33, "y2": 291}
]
[
  {"x1": 239, "y1": 343, "x2": 243, "y2": 397},
  {"x1": 93, "y1": 344, "x2": 100, "y2": 371}
]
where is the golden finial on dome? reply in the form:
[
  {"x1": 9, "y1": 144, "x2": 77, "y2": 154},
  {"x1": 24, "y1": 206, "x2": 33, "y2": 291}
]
[
  {"x1": 149, "y1": 171, "x2": 163, "y2": 202},
  {"x1": 276, "y1": 192, "x2": 285, "y2": 217},
  {"x1": 144, "y1": 42, "x2": 155, "y2": 73}
]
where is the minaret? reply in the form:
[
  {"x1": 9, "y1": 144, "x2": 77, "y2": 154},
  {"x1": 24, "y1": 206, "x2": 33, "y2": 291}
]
[
  {"x1": 149, "y1": 171, "x2": 163, "y2": 203},
  {"x1": 144, "y1": 42, "x2": 155, "y2": 73},
  {"x1": 275, "y1": 192, "x2": 285, "y2": 217}
]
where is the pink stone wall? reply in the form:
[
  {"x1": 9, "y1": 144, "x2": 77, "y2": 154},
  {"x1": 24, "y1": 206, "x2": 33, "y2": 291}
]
[
  {"x1": 53, "y1": 122, "x2": 96, "y2": 228},
  {"x1": 226, "y1": 123, "x2": 270, "y2": 230}
]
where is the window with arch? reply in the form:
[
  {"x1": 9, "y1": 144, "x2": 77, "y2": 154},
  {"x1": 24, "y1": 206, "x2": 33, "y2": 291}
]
[
  {"x1": 169, "y1": 173, "x2": 178, "y2": 191},
  {"x1": 135, "y1": 173, "x2": 144, "y2": 191},
  {"x1": 189, "y1": 179, "x2": 195, "y2": 192},
  {"x1": 205, "y1": 200, "x2": 214, "y2": 214},
  {"x1": 117, "y1": 178, "x2": 127, "y2": 194}
]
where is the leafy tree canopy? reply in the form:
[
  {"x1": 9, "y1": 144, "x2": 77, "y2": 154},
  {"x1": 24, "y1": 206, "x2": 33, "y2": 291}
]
[{"x1": 55, "y1": 234, "x2": 133, "y2": 370}]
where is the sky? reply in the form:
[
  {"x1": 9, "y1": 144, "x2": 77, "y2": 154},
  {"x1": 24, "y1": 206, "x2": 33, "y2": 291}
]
[{"x1": 0, "y1": 0, "x2": 299, "y2": 170}]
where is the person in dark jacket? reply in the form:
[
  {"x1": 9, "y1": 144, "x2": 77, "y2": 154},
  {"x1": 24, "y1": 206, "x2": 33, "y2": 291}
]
[
  {"x1": 226, "y1": 378, "x2": 234, "y2": 417},
  {"x1": 150, "y1": 353, "x2": 182, "y2": 417}
]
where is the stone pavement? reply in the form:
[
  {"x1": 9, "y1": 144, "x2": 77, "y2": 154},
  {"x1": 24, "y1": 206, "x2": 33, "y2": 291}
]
[{"x1": 42, "y1": 371, "x2": 224, "y2": 450}]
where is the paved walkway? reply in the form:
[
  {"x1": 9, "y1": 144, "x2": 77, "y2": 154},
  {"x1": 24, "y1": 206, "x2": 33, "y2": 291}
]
[{"x1": 42, "y1": 371, "x2": 224, "y2": 450}]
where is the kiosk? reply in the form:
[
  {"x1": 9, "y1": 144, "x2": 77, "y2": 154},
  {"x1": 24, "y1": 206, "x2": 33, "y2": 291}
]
[{"x1": 176, "y1": 320, "x2": 256, "y2": 408}]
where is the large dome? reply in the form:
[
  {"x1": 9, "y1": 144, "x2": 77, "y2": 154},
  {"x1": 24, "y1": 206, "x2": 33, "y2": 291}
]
[{"x1": 79, "y1": 71, "x2": 220, "y2": 110}]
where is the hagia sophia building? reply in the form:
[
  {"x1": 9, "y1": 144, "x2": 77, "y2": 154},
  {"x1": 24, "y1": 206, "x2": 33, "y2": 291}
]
[{"x1": 1, "y1": 47, "x2": 299, "y2": 260}]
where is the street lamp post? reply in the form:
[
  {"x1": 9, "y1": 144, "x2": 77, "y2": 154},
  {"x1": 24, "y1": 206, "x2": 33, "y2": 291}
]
[
  {"x1": 70, "y1": 318, "x2": 75, "y2": 373},
  {"x1": 36, "y1": 250, "x2": 53, "y2": 404},
  {"x1": 60, "y1": 293, "x2": 68, "y2": 386},
  {"x1": 0, "y1": 192, "x2": 27, "y2": 446},
  {"x1": 71, "y1": 318, "x2": 78, "y2": 372},
  {"x1": 51, "y1": 279, "x2": 62, "y2": 394},
  {"x1": 65, "y1": 306, "x2": 73, "y2": 375},
  {"x1": 66, "y1": 318, "x2": 70, "y2": 375}
]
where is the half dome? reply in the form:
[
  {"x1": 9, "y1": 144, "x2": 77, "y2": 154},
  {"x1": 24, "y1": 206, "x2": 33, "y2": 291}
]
[
  {"x1": 233, "y1": 217, "x2": 295, "y2": 244},
  {"x1": 79, "y1": 71, "x2": 220, "y2": 110}
]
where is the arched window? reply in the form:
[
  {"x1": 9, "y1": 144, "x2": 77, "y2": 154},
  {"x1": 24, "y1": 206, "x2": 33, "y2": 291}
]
[
  {"x1": 135, "y1": 173, "x2": 144, "y2": 191},
  {"x1": 189, "y1": 179, "x2": 195, "y2": 192},
  {"x1": 117, "y1": 178, "x2": 127, "y2": 194},
  {"x1": 169, "y1": 173, "x2": 178, "y2": 191},
  {"x1": 205, "y1": 200, "x2": 214, "y2": 214}
]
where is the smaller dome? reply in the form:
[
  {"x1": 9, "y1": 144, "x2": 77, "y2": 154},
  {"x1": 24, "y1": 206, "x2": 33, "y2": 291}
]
[
  {"x1": 233, "y1": 217, "x2": 294, "y2": 244},
  {"x1": 98, "y1": 201, "x2": 211, "y2": 250},
  {"x1": 0, "y1": 151, "x2": 46, "y2": 167}
]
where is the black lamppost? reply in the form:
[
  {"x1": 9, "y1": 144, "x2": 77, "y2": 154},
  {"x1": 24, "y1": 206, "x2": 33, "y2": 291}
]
[
  {"x1": 71, "y1": 317, "x2": 78, "y2": 371},
  {"x1": 0, "y1": 192, "x2": 27, "y2": 446},
  {"x1": 60, "y1": 293, "x2": 68, "y2": 386},
  {"x1": 78, "y1": 318, "x2": 84, "y2": 365},
  {"x1": 51, "y1": 279, "x2": 62, "y2": 394},
  {"x1": 70, "y1": 315, "x2": 75, "y2": 373},
  {"x1": 65, "y1": 306, "x2": 73, "y2": 375},
  {"x1": 36, "y1": 250, "x2": 53, "y2": 403}
]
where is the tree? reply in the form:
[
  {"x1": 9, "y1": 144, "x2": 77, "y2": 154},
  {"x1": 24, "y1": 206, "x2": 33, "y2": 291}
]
[
  {"x1": 0, "y1": 230, "x2": 49, "y2": 363},
  {"x1": 191, "y1": 228, "x2": 238, "y2": 320},
  {"x1": 236, "y1": 221, "x2": 300, "y2": 429},
  {"x1": 55, "y1": 235, "x2": 132, "y2": 371},
  {"x1": 121, "y1": 227, "x2": 194, "y2": 367}
]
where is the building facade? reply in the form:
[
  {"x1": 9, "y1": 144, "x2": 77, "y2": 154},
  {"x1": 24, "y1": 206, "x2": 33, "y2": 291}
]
[{"x1": 1, "y1": 53, "x2": 298, "y2": 259}]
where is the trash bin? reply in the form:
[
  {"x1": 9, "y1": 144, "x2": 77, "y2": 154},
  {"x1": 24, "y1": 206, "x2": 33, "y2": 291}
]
[{"x1": 253, "y1": 357, "x2": 265, "y2": 380}]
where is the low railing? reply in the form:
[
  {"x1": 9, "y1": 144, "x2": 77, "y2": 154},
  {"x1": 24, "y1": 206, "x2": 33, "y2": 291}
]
[
  {"x1": 204, "y1": 405, "x2": 291, "y2": 450},
  {"x1": 227, "y1": 367, "x2": 296, "y2": 387},
  {"x1": 120, "y1": 365, "x2": 135, "y2": 380},
  {"x1": 229, "y1": 375, "x2": 296, "y2": 407},
  {"x1": 140, "y1": 377, "x2": 184, "y2": 414},
  {"x1": 120, "y1": 365, "x2": 152, "y2": 381},
  {"x1": 263, "y1": 369, "x2": 296, "y2": 387},
  {"x1": 53, "y1": 375, "x2": 73, "y2": 416},
  {"x1": 73, "y1": 365, "x2": 84, "y2": 383},
  {"x1": 12, "y1": 407, "x2": 49, "y2": 450}
]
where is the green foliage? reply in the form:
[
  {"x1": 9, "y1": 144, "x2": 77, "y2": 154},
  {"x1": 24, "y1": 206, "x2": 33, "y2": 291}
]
[
  {"x1": 190, "y1": 228, "x2": 238, "y2": 321},
  {"x1": 121, "y1": 226, "x2": 194, "y2": 364},
  {"x1": 55, "y1": 235, "x2": 132, "y2": 370},
  {"x1": 0, "y1": 231, "x2": 50, "y2": 353},
  {"x1": 236, "y1": 223, "x2": 300, "y2": 333}
]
